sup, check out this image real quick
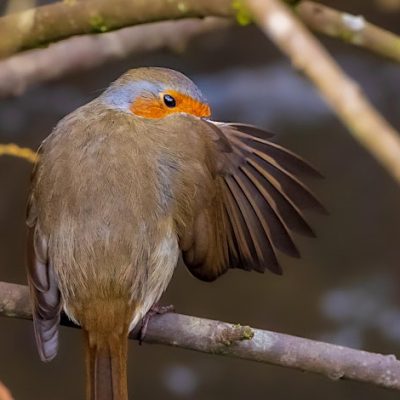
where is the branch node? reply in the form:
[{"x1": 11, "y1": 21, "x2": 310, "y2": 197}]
[
  {"x1": 217, "y1": 324, "x2": 254, "y2": 346},
  {"x1": 327, "y1": 370, "x2": 345, "y2": 381},
  {"x1": 341, "y1": 13, "x2": 365, "y2": 33},
  {"x1": 232, "y1": 0, "x2": 253, "y2": 26}
]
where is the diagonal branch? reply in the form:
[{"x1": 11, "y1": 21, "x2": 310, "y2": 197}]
[
  {"x1": 0, "y1": 143, "x2": 38, "y2": 162},
  {"x1": 1, "y1": 1, "x2": 400, "y2": 100},
  {"x1": 0, "y1": 0, "x2": 235, "y2": 58},
  {"x1": 297, "y1": 1, "x2": 400, "y2": 64},
  {"x1": 247, "y1": 0, "x2": 400, "y2": 184},
  {"x1": 0, "y1": 17, "x2": 230, "y2": 99},
  {"x1": 1, "y1": 0, "x2": 400, "y2": 63},
  {"x1": 1, "y1": 281, "x2": 400, "y2": 391}
]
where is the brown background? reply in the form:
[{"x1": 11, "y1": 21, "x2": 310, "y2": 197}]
[{"x1": 1, "y1": 1, "x2": 400, "y2": 399}]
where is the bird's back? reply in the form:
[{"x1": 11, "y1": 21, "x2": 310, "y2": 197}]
[{"x1": 29, "y1": 101, "x2": 197, "y2": 327}]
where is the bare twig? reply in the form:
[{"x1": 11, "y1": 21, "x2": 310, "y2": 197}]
[
  {"x1": 297, "y1": 1, "x2": 400, "y2": 63},
  {"x1": 1, "y1": 281, "x2": 400, "y2": 391},
  {"x1": 247, "y1": 0, "x2": 400, "y2": 184},
  {"x1": 0, "y1": 0, "x2": 235, "y2": 58},
  {"x1": 0, "y1": 143, "x2": 38, "y2": 162},
  {"x1": 0, "y1": 17, "x2": 229, "y2": 98}
]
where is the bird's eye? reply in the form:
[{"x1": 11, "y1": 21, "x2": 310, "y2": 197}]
[{"x1": 163, "y1": 94, "x2": 176, "y2": 108}]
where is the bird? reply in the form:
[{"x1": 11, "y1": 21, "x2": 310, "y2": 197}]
[{"x1": 26, "y1": 67, "x2": 325, "y2": 400}]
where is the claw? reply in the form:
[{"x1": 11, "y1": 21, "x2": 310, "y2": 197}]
[{"x1": 139, "y1": 304, "x2": 175, "y2": 344}]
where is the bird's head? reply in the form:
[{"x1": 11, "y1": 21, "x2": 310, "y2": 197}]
[{"x1": 101, "y1": 67, "x2": 211, "y2": 119}]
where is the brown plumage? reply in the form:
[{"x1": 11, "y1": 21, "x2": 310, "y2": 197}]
[{"x1": 26, "y1": 67, "x2": 324, "y2": 400}]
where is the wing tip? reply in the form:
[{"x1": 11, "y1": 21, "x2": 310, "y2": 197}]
[{"x1": 313, "y1": 202, "x2": 329, "y2": 216}]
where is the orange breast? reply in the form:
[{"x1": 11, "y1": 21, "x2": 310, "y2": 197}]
[{"x1": 130, "y1": 90, "x2": 211, "y2": 119}]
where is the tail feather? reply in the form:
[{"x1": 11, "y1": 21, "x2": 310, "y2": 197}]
[{"x1": 84, "y1": 330, "x2": 128, "y2": 400}]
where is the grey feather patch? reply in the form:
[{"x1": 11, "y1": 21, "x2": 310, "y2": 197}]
[{"x1": 27, "y1": 226, "x2": 62, "y2": 362}]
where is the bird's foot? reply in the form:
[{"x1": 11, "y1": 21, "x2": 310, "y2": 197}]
[{"x1": 139, "y1": 304, "x2": 175, "y2": 344}]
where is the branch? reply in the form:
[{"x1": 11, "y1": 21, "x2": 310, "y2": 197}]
[
  {"x1": 297, "y1": 1, "x2": 400, "y2": 64},
  {"x1": 0, "y1": 0, "x2": 235, "y2": 58},
  {"x1": 247, "y1": 0, "x2": 400, "y2": 184},
  {"x1": 1, "y1": 0, "x2": 400, "y2": 62},
  {"x1": 1, "y1": 281, "x2": 400, "y2": 391},
  {"x1": 1, "y1": 1, "x2": 400, "y2": 99},
  {"x1": 0, "y1": 143, "x2": 38, "y2": 162},
  {"x1": 0, "y1": 17, "x2": 229, "y2": 99}
]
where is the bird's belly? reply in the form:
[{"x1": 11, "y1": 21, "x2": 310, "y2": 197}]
[
  {"x1": 57, "y1": 217, "x2": 179, "y2": 330},
  {"x1": 128, "y1": 230, "x2": 179, "y2": 331}
]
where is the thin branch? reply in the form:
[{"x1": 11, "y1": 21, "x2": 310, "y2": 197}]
[
  {"x1": 297, "y1": 1, "x2": 400, "y2": 64},
  {"x1": 0, "y1": 0, "x2": 235, "y2": 58},
  {"x1": 1, "y1": 0, "x2": 400, "y2": 62},
  {"x1": 247, "y1": 0, "x2": 400, "y2": 184},
  {"x1": 0, "y1": 143, "x2": 38, "y2": 162},
  {"x1": 1, "y1": 281, "x2": 400, "y2": 391},
  {"x1": 1, "y1": 1, "x2": 400, "y2": 99},
  {"x1": 0, "y1": 17, "x2": 229, "y2": 99}
]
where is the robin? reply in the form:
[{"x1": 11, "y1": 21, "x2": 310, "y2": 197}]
[{"x1": 26, "y1": 67, "x2": 324, "y2": 400}]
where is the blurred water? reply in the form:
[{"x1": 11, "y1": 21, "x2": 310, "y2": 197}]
[
  {"x1": 320, "y1": 274, "x2": 400, "y2": 348},
  {"x1": 162, "y1": 365, "x2": 200, "y2": 397}
]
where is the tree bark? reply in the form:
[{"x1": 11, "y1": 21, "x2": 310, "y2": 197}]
[
  {"x1": 0, "y1": 0, "x2": 235, "y2": 58},
  {"x1": 297, "y1": 1, "x2": 400, "y2": 64},
  {"x1": 1, "y1": 281, "x2": 400, "y2": 391},
  {"x1": 0, "y1": 18, "x2": 229, "y2": 98}
]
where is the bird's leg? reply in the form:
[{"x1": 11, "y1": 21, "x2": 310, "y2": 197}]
[{"x1": 139, "y1": 303, "x2": 175, "y2": 344}]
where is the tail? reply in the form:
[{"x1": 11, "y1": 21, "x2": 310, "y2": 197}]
[
  {"x1": 81, "y1": 300, "x2": 131, "y2": 400},
  {"x1": 84, "y1": 329, "x2": 128, "y2": 400}
]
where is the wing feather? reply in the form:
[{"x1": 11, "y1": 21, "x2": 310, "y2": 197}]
[
  {"x1": 27, "y1": 194, "x2": 61, "y2": 362},
  {"x1": 180, "y1": 120, "x2": 324, "y2": 281}
]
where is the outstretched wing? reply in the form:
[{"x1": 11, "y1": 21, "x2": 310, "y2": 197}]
[
  {"x1": 26, "y1": 166, "x2": 61, "y2": 362},
  {"x1": 179, "y1": 121, "x2": 326, "y2": 281}
]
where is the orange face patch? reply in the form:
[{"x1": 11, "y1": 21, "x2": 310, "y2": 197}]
[{"x1": 130, "y1": 90, "x2": 211, "y2": 119}]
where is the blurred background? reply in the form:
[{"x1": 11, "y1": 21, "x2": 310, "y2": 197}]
[{"x1": 1, "y1": 0, "x2": 400, "y2": 398}]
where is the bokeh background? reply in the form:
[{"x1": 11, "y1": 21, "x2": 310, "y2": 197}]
[{"x1": 1, "y1": 0, "x2": 400, "y2": 398}]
